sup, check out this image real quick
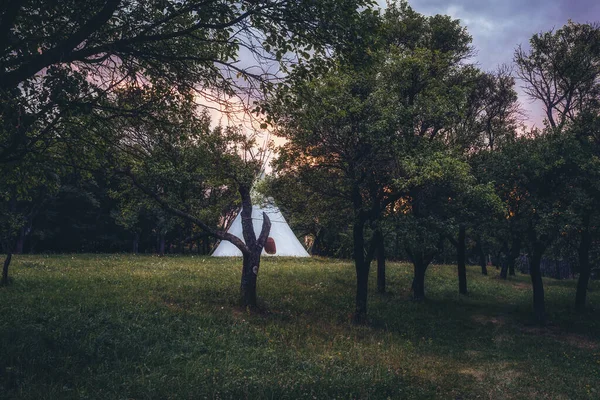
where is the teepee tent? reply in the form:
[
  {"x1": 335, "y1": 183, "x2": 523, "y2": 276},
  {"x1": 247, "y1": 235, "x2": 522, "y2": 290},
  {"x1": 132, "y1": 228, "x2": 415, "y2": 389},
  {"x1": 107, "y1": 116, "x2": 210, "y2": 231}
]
[{"x1": 211, "y1": 201, "x2": 309, "y2": 257}]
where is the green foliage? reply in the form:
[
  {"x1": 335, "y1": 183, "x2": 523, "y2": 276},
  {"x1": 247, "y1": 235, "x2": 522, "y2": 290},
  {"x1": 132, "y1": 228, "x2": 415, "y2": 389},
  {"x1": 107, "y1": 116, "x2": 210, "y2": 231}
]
[{"x1": 515, "y1": 21, "x2": 600, "y2": 130}]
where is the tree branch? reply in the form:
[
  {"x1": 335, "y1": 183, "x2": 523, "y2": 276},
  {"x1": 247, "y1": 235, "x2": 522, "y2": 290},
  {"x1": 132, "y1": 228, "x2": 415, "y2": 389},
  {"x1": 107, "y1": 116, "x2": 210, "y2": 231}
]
[
  {"x1": 0, "y1": 0, "x2": 122, "y2": 89},
  {"x1": 120, "y1": 168, "x2": 250, "y2": 255}
]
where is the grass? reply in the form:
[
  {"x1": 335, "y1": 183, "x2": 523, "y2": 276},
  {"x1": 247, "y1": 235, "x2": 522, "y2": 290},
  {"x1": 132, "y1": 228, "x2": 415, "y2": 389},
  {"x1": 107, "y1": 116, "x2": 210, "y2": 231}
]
[{"x1": 1, "y1": 254, "x2": 599, "y2": 399}]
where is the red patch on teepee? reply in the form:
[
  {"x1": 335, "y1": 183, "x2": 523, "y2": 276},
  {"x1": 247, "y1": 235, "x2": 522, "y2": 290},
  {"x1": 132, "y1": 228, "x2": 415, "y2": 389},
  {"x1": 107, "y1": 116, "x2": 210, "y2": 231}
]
[{"x1": 265, "y1": 237, "x2": 277, "y2": 254}]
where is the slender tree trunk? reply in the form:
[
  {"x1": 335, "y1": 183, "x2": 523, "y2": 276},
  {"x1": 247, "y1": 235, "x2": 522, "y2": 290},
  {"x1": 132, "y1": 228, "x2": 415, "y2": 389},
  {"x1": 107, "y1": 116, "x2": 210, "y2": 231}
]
[
  {"x1": 14, "y1": 227, "x2": 25, "y2": 254},
  {"x1": 132, "y1": 232, "x2": 139, "y2": 254},
  {"x1": 159, "y1": 233, "x2": 165, "y2": 256},
  {"x1": 353, "y1": 219, "x2": 369, "y2": 324},
  {"x1": 177, "y1": 227, "x2": 184, "y2": 254},
  {"x1": 575, "y1": 219, "x2": 592, "y2": 311},
  {"x1": 2, "y1": 251, "x2": 11, "y2": 285},
  {"x1": 500, "y1": 260, "x2": 508, "y2": 279},
  {"x1": 508, "y1": 259, "x2": 516, "y2": 276},
  {"x1": 376, "y1": 229, "x2": 386, "y2": 294},
  {"x1": 477, "y1": 240, "x2": 488, "y2": 275},
  {"x1": 508, "y1": 237, "x2": 520, "y2": 276},
  {"x1": 355, "y1": 260, "x2": 370, "y2": 323},
  {"x1": 500, "y1": 242, "x2": 509, "y2": 279},
  {"x1": 241, "y1": 250, "x2": 261, "y2": 308},
  {"x1": 457, "y1": 225, "x2": 467, "y2": 295},
  {"x1": 310, "y1": 229, "x2": 321, "y2": 256},
  {"x1": 529, "y1": 244, "x2": 546, "y2": 324},
  {"x1": 412, "y1": 256, "x2": 427, "y2": 301}
]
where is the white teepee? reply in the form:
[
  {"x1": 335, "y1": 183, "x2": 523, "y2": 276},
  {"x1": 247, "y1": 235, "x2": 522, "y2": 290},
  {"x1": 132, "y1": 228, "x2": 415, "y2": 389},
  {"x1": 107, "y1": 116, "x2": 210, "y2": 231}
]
[{"x1": 211, "y1": 201, "x2": 310, "y2": 257}]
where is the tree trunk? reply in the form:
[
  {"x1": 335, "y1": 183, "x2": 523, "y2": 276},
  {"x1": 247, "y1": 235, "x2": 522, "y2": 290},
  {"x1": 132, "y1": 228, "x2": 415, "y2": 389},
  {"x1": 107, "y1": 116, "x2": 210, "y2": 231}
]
[
  {"x1": 529, "y1": 244, "x2": 546, "y2": 324},
  {"x1": 237, "y1": 184, "x2": 271, "y2": 309},
  {"x1": 353, "y1": 219, "x2": 369, "y2": 324},
  {"x1": 241, "y1": 250, "x2": 261, "y2": 308},
  {"x1": 412, "y1": 256, "x2": 427, "y2": 301},
  {"x1": 158, "y1": 233, "x2": 165, "y2": 256},
  {"x1": 311, "y1": 229, "x2": 323, "y2": 256},
  {"x1": 14, "y1": 227, "x2": 25, "y2": 254},
  {"x1": 477, "y1": 240, "x2": 487, "y2": 275},
  {"x1": 132, "y1": 232, "x2": 139, "y2": 254},
  {"x1": 1, "y1": 252, "x2": 12, "y2": 285},
  {"x1": 575, "y1": 220, "x2": 592, "y2": 311},
  {"x1": 500, "y1": 260, "x2": 508, "y2": 279},
  {"x1": 354, "y1": 260, "x2": 370, "y2": 323},
  {"x1": 376, "y1": 229, "x2": 386, "y2": 294},
  {"x1": 500, "y1": 242, "x2": 509, "y2": 280},
  {"x1": 457, "y1": 225, "x2": 467, "y2": 295},
  {"x1": 508, "y1": 237, "x2": 520, "y2": 276}
]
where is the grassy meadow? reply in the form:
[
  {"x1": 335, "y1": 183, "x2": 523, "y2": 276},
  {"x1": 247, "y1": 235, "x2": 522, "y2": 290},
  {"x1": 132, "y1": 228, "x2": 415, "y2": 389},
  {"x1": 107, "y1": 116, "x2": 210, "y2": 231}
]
[{"x1": 1, "y1": 254, "x2": 599, "y2": 399}]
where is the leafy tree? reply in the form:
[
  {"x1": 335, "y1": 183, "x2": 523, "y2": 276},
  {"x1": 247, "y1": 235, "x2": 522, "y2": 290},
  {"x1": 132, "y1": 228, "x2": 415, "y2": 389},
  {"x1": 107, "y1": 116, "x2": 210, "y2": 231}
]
[
  {"x1": 515, "y1": 21, "x2": 600, "y2": 130},
  {"x1": 515, "y1": 21, "x2": 600, "y2": 311},
  {"x1": 480, "y1": 132, "x2": 574, "y2": 323},
  {"x1": 0, "y1": 154, "x2": 61, "y2": 284},
  {"x1": 268, "y1": 1, "x2": 488, "y2": 319},
  {"x1": 0, "y1": 0, "x2": 373, "y2": 169},
  {"x1": 0, "y1": 0, "x2": 372, "y2": 285},
  {"x1": 108, "y1": 88, "x2": 272, "y2": 307},
  {"x1": 557, "y1": 116, "x2": 600, "y2": 309},
  {"x1": 270, "y1": 65, "x2": 402, "y2": 322},
  {"x1": 390, "y1": 142, "x2": 500, "y2": 299}
]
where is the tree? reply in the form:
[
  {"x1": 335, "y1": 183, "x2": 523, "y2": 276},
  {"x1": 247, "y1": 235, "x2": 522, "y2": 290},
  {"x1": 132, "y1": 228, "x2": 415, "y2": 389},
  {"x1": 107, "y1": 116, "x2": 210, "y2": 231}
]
[
  {"x1": 0, "y1": 0, "x2": 372, "y2": 267},
  {"x1": 480, "y1": 132, "x2": 573, "y2": 323},
  {"x1": 0, "y1": 154, "x2": 61, "y2": 284},
  {"x1": 515, "y1": 21, "x2": 600, "y2": 311},
  {"x1": 515, "y1": 22, "x2": 600, "y2": 130},
  {"x1": 0, "y1": 0, "x2": 373, "y2": 169},
  {"x1": 109, "y1": 89, "x2": 273, "y2": 307},
  {"x1": 268, "y1": 1, "x2": 486, "y2": 319},
  {"x1": 270, "y1": 65, "x2": 401, "y2": 322},
  {"x1": 556, "y1": 115, "x2": 600, "y2": 310},
  {"x1": 391, "y1": 143, "x2": 500, "y2": 299}
]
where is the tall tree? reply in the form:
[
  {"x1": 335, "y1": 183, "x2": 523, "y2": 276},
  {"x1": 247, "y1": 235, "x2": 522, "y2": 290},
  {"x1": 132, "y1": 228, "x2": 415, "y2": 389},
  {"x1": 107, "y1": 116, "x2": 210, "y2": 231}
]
[
  {"x1": 515, "y1": 22, "x2": 600, "y2": 130},
  {"x1": 515, "y1": 22, "x2": 600, "y2": 310},
  {"x1": 268, "y1": 1, "x2": 491, "y2": 318}
]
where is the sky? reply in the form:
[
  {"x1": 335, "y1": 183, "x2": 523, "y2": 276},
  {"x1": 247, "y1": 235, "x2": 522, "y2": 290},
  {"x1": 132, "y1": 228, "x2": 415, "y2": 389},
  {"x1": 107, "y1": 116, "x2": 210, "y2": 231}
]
[{"x1": 377, "y1": 0, "x2": 600, "y2": 125}]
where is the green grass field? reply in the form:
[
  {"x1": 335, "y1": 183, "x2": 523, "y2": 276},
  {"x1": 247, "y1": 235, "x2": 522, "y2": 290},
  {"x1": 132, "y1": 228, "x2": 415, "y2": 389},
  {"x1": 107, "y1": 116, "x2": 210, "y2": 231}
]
[{"x1": 1, "y1": 255, "x2": 599, "y2": 399}]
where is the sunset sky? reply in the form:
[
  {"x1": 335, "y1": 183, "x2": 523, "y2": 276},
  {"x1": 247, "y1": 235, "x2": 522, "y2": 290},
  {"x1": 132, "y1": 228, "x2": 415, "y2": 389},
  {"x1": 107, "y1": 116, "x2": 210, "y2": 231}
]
[{"x1": 378, "y1": 0, "x2": 600, "y2": 125}]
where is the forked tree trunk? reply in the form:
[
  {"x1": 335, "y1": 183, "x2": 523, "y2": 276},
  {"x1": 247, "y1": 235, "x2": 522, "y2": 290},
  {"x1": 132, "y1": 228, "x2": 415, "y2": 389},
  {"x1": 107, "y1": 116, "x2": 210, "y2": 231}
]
[
  {"x1": 124, "y1": 171, "x2": 270, "y2": 309},
  {"x1": 237, "y1": 185, "x2": 271, "y2": 309},
  {"x1": 457, "y1": 225, "x2": 467, "y2": 295},
  {"x1": 529, "y1": 243, "x2": 546, "y2": 324},
  {"x1": 241, "y1": 250, "x2": 261, "y2": 308},
  {"x1": 376, "y1": 229, "x2": 386, "y2": 294},
  {"x1": 575, "y1": 218, "x2": 592, "y2": 310}
]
